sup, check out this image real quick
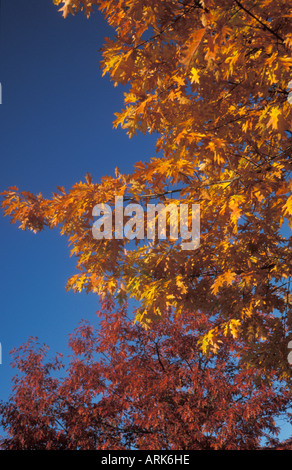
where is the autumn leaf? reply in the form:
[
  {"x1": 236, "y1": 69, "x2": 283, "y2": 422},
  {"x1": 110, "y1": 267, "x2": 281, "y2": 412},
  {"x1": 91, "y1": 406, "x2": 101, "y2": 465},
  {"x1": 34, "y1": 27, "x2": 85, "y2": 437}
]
[
  {"x1": 267, "y1": 106, "x2": 282, "y2": 130},
  {"x1": 211, "y1": 272, "x2": 237, "y2": 296},
  {"x1": 190, "y1": 67, "x2": 200, "y2": 84},
  {"x1": 224, "y1": 319, "x2": 242, "y2": 339},
  {"x1": 181, "y1": 28, "x2": 206, "y2": 67},
  {"x1": 284, "y1": 194, "x2": 292, "y2": 216}
]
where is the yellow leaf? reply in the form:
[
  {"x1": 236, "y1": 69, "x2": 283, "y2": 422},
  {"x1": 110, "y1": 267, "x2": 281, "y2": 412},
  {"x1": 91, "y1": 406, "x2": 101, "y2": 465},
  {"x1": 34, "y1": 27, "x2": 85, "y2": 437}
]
[
  {"x1": 224, "y1": 319, "x2": 241, "y2": 339},
  {"x1": 229, "y1": 197, "x2": 243, "y2": 229},
  {"x1": 190, "y1": 67, "x2": 200, "y2": 84},
  {"x1": 176, "y1": 275, "x2": 188, "y2": 294},
  {"x1": 173, "y1": 76, "x2": 185, "y2": 87},
  {"x1": 267, "y1": 107, "x2": 281, "y2": 130},
  {"x1": 284, "y1": 194, "x2": 292, "y2": 215}
]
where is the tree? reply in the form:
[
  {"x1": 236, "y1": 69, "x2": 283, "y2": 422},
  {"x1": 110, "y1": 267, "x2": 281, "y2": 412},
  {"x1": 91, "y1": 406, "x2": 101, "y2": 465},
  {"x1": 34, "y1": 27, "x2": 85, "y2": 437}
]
[
  {"x1": 0, "y1": 0, "x2": 292, "y2": 448},
  {"x1": 0, "y1": 301, "x2": 290, "y2": 450}
]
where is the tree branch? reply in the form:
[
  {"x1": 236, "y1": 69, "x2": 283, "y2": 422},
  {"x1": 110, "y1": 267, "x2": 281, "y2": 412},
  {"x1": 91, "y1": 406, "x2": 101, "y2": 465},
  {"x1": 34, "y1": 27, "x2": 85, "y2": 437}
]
[
  {"x1": 155, "y1": 341, "x2": 166, "y2": 372},
  {"x1": 234, "y1": 0, "x2": 284, "y2": 42},
  {"x1": 124, "y1": 176, "x2": 241, "y2": 202}
]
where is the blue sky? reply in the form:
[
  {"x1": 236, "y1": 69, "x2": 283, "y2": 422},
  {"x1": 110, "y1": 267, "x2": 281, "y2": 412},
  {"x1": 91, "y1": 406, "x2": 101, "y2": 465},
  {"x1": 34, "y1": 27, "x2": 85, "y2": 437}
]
[
  {"x1": 0, "y1": 0, "x2": 156, "y2": 402},
  {"x1": 0, "y1": 0, "x2": 291, "y2": 443}
]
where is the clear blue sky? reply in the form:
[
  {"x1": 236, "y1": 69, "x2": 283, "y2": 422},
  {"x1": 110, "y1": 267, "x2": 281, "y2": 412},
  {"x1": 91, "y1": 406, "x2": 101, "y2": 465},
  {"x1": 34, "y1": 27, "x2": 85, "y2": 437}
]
[
  {"x1": 0, "y1": 0, "x2": 291, "y2": 443},
  {"x1": 0, "y1": 0, "x2": 156, "y2": 402}
]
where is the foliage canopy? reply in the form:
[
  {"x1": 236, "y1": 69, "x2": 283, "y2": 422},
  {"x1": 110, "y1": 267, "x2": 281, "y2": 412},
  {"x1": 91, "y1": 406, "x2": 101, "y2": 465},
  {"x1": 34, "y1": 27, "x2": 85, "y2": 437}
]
[{"x1": 1, "y1": 0, "x2": 292, "y2": 449}]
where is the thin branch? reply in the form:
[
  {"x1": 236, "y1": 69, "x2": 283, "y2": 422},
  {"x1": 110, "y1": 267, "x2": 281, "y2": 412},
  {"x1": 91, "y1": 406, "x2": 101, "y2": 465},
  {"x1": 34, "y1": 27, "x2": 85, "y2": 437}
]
[
  {"x1": 155, "y1": 341, "x2": 166, "y2": 372},
  {"x1": 234, "y1": 0, "x2": 284, "y2": 42},
  {"x1": 188, "y1": 261, "x2": 280, "y2": 282},
  {"x1": 131, "y1": 3, "x2": 200, "y2": 52},
  {"x1": 124, "y1": 176, "x2": 241, "y2": 202}
]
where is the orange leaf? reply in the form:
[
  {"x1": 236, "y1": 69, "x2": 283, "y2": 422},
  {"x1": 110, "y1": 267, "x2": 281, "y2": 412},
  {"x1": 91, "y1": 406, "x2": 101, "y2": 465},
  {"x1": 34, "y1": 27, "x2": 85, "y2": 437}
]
[{"x1": 181, "y1": 28, "x2": 206, "y2": 67}]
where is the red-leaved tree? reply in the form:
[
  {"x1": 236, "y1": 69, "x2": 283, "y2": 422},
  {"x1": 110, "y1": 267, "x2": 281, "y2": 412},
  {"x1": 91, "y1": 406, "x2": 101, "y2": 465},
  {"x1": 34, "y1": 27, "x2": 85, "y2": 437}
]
[{"x1": 0, "y1": 300, "x2": 290, "y2": 450}]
